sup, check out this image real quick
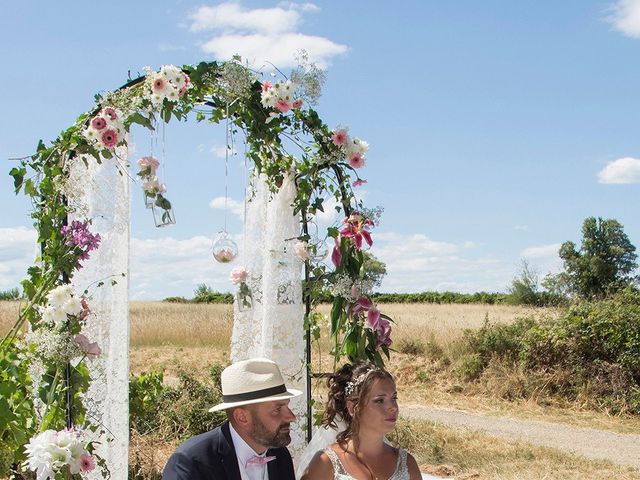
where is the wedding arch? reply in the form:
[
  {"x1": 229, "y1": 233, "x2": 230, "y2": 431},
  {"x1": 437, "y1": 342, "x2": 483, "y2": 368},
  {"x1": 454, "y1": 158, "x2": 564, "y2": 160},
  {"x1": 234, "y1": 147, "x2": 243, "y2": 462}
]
[{"x1": 2, "y1": 57, "x2": 393, "y2": 478}]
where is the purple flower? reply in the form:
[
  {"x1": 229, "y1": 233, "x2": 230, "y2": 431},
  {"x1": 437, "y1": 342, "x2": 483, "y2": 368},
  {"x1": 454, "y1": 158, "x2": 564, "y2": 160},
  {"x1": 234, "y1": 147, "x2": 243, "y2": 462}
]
[{"x1": 61, "y1": 221, "x2": 101, "y2": 265}]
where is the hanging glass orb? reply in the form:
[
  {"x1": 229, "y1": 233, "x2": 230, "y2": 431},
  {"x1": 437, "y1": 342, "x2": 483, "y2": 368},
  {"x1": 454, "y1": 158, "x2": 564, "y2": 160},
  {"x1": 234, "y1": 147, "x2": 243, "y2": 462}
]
[
  {"x1": 212, "y1": 231, "x2": 238, "y2": 263},
  {"x1": 308, "y1": 238, "x2": 329, "y2": 262}
]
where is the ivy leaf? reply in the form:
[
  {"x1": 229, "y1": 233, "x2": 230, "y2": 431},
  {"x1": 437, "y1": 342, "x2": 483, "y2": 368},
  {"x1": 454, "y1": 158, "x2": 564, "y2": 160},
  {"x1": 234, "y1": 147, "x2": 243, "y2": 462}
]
[
  {"x1": 9, "y1": 167, "x2": 26, "y2": 193},
  {"x1": 126, "y1": 112, "x2": 154, "y2": 131}
]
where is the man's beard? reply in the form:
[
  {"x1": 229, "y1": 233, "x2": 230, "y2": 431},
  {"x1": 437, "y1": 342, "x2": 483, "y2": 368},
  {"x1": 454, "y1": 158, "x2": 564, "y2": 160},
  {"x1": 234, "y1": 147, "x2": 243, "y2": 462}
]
[{"x1": 250, "y1": 417, "x2": 292, "y2": 448}]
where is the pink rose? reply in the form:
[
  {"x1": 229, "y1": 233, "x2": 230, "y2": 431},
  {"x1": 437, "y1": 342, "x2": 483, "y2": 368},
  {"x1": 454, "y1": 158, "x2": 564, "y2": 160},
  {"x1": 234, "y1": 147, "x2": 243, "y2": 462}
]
[
  {"x1": 292, "y1": 98, "x2": 303, "y2": 109},
  {"x1": 230, "y1": 267, "x2": 248, "y2": 285},
  {"x1": 293, "y1": 241, "x2": 309, "y2": 261},
  {"x1": 137, "y1": 156, "x2": 160, "y2": 171}
]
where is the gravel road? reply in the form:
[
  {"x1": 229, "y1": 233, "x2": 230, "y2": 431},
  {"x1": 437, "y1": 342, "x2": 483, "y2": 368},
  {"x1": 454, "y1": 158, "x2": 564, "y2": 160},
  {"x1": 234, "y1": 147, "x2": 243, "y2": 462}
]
[{"x1": 402, "y1": 405, "x2": 640, "y2": 470}]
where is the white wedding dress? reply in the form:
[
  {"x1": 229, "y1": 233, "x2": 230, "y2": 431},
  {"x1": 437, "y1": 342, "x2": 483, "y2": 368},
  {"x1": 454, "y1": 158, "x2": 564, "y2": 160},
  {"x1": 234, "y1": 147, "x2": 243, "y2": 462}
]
[{"x1": 324, "y1": 447, "x2": 410, "y2": 480}]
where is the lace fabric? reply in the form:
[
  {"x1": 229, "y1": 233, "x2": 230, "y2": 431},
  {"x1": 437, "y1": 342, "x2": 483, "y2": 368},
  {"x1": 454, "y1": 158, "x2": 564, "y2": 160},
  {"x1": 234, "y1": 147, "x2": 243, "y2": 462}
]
[
  {"x1": 67, "y1": 149, "x2": 130, "y2": 480},
  {"x1": 323, "y1": 447, "x2": 409, "y2": 480},
  {"x1": 230, "y1": 173, "x2": 307, "y2": 458}
]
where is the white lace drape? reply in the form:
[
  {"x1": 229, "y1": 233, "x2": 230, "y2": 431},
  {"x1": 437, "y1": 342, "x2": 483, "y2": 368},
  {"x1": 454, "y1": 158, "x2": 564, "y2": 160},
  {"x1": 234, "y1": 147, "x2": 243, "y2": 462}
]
[
  {"x1": 230, "y1": 173, "x2": 307, "y2": 458},
  {"x1": 67, "y1": 149, "x2": 129, "y2": 480}
]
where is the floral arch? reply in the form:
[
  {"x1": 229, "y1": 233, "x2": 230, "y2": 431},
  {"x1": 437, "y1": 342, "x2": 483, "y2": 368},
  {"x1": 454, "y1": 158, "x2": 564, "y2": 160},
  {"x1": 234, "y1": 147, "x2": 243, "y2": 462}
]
[{"x1": 2, "y1": 58, "x2": 392, "y2": 479}]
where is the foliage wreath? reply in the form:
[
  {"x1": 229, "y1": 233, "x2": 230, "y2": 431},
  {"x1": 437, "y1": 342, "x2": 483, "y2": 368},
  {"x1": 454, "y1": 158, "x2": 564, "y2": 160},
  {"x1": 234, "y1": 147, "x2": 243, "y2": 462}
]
[{"x1": 2, "y1": 58, "x2": 393, "y2": 477}]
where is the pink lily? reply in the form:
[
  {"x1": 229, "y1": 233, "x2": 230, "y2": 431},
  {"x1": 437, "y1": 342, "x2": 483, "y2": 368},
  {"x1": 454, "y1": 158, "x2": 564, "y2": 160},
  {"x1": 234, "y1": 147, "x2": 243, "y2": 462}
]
[{"x1": 340, "y1": 213, "x2": 374, "y2": 250}]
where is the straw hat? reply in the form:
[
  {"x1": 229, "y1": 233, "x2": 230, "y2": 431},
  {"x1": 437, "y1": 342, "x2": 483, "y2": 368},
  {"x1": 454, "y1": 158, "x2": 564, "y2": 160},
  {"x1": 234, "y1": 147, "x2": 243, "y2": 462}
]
[{"x1": 209, "y1": 358, "x2": 302, "y2": 412}]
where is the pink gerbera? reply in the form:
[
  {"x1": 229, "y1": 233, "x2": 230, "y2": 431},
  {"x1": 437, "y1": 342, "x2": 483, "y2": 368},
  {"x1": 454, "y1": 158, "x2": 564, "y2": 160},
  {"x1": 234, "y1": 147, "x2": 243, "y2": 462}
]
[
  {"x1": 262, "y1": 81, "x2": 272, "y2": 91},
  {"x1": 292, "y1": 98, "x2": 303, "y2": 109},
  {"x1": 101, "y1": 129, "x2": 118, "y2": 149},
  {"x1": 79, "y1": 454, "x2": 96, "y2": 473},
  {"x1": 275, "y1": 99, "x2": 291, "y2": 113},
  {"x1": 152, "y1": 77, "x2": 167, "y2": 93},
  {"x1": 348, "y1": 152, "x2": 365, "y2": 169},
  {"x1": 91, "y1": 116, "x2": 107, "y2": 130},
  {"x1": 103, "y1": 107, "x2": 118, "y2": 121},
  {"x1": 331, "y1": 129, "x2": 348, "y2": 146}
]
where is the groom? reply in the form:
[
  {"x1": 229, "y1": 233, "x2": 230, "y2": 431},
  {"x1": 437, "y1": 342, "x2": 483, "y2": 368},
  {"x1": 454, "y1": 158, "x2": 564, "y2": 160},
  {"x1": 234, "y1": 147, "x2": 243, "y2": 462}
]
[{"x1": 162, "y1": 357, "x2": 301, "y2": 480}]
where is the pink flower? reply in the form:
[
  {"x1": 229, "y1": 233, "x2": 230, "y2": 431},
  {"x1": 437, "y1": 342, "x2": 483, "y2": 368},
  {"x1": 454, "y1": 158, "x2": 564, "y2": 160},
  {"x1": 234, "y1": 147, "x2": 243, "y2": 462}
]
[
  {"x1": 352, "y1": 179, "x2": 367, "y2": 187},
  {"x1": 293, "y1": 241, "x2": 309, "y2": 261},
  {"x1": 77, "y1": 298, "x2": 91, "y2": 320},
  {"x1": 262, "y1": 81, "x2": 272, "y2": 91},
  {"x1": 74, "y1": 334, "x2": 102, "y2": 360},
  {"x1": 340, "y1": 213, "x2": 374, "y2": 250},
  {"x1": 101, "y1": 129, "x2": 118, "y2": 149},
  {"x1": 275, "y1": 99, "x2": 291, "y2": 113},
  {"x1": 348, "y1": 152, "x2": 365, "y2": 169},
  {"x1": 153, "y1": 77, "x2": 167, "y2": 93},
  {"x1": 91, "y1": 116, "x2": 107, "y2": 130},
  {"x1": 230, "y1": 267, "x2": 248, "y2": 285},
  {"x1": 79, "y1": 454, "x2": 96, "y2": 473},
  {"x1": 102, "y1": 107, "x2": 118, "y2": 121},
  {"x1": 292, "y1": 98, "x2": 303, "y2": 109},
  {"x1": 331, "y1": 241, "x2": 342, "y2": 267},
  {"x1": 137, "y1": 156, "x2": 160, "y2": 175},
  {"x1": 331, "y1": 129, "x2": 348, "y2": 146},
  {"x1": 376, "y1": 318, "x2": 392, "y2": 347}
]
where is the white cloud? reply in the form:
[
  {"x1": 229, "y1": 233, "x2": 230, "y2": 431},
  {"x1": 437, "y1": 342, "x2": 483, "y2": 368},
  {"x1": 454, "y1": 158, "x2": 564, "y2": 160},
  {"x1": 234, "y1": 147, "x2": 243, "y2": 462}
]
[
  {"x1": 520, "y1": 243, "x2": 563, "y2": 277},
  {"x1": 372, "y1": 232, "x2": 512, "y2": 293},
  {"x1": 210, "y1": 145, "x2": 232, "y2": 158},
  {"x1": 514, "y1": 225, "x2": 529, "y2": 231},
  {"x1": 0, "y1": 227, "x2": 38, "y2": 291},
  {"x1": 209, "y1": 196, "x2": 245, "y2": 219},
  {"x1": 598, "y1": 157, "x2": 640, "y2": 184},
  {"x1": 189, "y1": 3, "x2": 302, "y2": 34},
  {"x1": 189, "y1": 2, "x2": 347, "y2": 68},
  {"x1": 130, "y1": 235, "x2": 240, "y2": 299},
  {"x1": 607, "y1": 0, "x2": 640, "y2": 38}
]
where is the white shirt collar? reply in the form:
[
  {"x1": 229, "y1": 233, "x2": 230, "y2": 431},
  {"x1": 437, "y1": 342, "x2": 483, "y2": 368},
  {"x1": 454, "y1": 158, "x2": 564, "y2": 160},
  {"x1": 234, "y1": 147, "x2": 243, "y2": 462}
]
[{"x1": 229, "y1": 422, "x2": 267, "y2": 467}]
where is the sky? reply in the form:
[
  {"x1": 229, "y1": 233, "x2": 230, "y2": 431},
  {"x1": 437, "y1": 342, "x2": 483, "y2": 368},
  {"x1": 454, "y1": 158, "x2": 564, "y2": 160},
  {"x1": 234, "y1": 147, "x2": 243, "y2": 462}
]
[{"x1": 1, "y1": 1, "x2": 639, "y2": 300}]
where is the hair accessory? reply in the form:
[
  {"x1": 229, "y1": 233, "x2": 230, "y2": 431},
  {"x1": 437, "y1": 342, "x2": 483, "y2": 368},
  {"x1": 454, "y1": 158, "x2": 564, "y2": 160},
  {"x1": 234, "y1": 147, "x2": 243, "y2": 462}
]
[{"x1": 344, "y1": 367, "x2": 379, "y2": 396}]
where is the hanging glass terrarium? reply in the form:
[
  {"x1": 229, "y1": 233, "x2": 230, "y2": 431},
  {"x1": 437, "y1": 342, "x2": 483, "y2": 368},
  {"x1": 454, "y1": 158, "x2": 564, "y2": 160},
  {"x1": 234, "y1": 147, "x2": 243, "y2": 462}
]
[
  {"x1": 308, "y1": 237, "x2": 329, "y2": 262},
  {"x1": 152, "y1": 204, "x2": 176, "y2": 228},
  {"x1": 212, "y1": 231, "x2": 238, "y2": 263}
]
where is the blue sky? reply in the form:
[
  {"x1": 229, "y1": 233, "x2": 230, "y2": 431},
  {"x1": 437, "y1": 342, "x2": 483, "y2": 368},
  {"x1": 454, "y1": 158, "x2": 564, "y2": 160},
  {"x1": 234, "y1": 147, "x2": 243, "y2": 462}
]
[{"x1": 1, "y1": 1, "x2": 639, "y2": 300}]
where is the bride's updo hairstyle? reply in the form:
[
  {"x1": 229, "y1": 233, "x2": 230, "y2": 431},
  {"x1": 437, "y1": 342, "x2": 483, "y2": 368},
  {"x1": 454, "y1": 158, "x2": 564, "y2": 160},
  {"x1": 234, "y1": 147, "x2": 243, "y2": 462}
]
[{"x1": 322, "y1": 360, "x2": 394, "y2": 448}]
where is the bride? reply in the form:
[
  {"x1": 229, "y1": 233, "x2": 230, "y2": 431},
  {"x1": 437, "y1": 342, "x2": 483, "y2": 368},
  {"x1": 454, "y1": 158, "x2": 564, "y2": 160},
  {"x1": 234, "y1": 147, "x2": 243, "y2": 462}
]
[{"x1": 300, "y1": 361, "x2": 422, "y2": 480}]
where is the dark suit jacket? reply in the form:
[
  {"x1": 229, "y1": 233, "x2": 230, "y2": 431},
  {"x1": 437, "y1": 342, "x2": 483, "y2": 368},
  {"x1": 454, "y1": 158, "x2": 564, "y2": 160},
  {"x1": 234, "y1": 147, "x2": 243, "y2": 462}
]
[{"x1": 162, "y1": 421, "x2": 296, "y2": 480}]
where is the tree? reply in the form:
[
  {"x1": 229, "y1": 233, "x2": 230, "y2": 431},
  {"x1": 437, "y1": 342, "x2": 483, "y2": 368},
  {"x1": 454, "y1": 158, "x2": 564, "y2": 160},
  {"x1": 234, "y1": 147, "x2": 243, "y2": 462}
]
[
  {"x1": 559, "y1": 217, "x2": 638, "y2": 299},
  {"x1": 507, "y1": 259, "x2": 540, "y2": 305},
  {"x1": 362, "y1": 252, "x2": 387, "y2": 289}
]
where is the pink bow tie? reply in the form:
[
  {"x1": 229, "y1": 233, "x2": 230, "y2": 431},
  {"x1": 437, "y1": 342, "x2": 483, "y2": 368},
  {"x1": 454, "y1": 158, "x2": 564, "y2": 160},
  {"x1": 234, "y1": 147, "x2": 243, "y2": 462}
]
[{"x1": 245, "y1": 455, "x2": 276, "y2": 468}]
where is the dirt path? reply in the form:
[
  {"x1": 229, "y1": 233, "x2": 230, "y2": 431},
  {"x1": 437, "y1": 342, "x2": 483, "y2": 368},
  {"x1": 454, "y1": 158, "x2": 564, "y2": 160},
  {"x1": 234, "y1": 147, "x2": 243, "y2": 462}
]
[{"x1": 402, "y1": 405, "x2": 640, "y2": 470}]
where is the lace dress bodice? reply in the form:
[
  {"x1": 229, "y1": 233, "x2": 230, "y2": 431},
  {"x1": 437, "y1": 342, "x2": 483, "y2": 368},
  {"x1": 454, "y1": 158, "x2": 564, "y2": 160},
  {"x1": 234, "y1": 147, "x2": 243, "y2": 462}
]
[{"x1": 324, "y1": 447, "x2": 410, "y2": 480}]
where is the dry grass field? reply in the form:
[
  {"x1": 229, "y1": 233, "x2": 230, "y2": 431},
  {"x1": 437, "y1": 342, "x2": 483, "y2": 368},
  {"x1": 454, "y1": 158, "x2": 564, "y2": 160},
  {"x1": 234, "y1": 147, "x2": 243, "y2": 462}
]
[{"x1": 3, "y1": 300, "x2": 640, "y2": 479}]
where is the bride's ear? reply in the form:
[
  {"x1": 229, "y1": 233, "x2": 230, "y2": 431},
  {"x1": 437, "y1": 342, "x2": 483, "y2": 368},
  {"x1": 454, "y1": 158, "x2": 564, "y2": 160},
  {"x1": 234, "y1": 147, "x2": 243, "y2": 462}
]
[{"x1": 346, "y1": 399, "x2": 355, "y2": 417}]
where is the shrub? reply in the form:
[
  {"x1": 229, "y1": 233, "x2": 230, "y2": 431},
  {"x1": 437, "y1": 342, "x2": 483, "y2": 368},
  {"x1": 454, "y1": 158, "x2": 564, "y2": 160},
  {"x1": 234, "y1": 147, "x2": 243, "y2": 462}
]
[
  {"x1": 0, "y1": 288, "x2": 20, "y2": 300},
  {"x1": 397, "y1": 338, "x2": 426, "y2": 356},
  {"x1": 129, "y1": 363, "x2": 227, "y2": 440}
]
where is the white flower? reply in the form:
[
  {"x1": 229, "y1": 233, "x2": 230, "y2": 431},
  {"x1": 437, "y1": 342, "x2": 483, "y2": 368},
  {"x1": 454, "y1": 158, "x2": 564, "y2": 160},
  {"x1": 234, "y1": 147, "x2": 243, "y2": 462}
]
[
  {"x1": 46, "y1": 285, "x2": 73, "y2": 308},
  {"x1": 42, "y1": 306, "x2": 67, "y2": 328},
  {"x1": 24, "y1": 430, "x2": 57, "y2": 480},
  {"x1": 63, "y1": 297, "x2": 83, "y2": 316},
  {"x1": 160, "y1": 64, "x2": 181, "y2": 80}
]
